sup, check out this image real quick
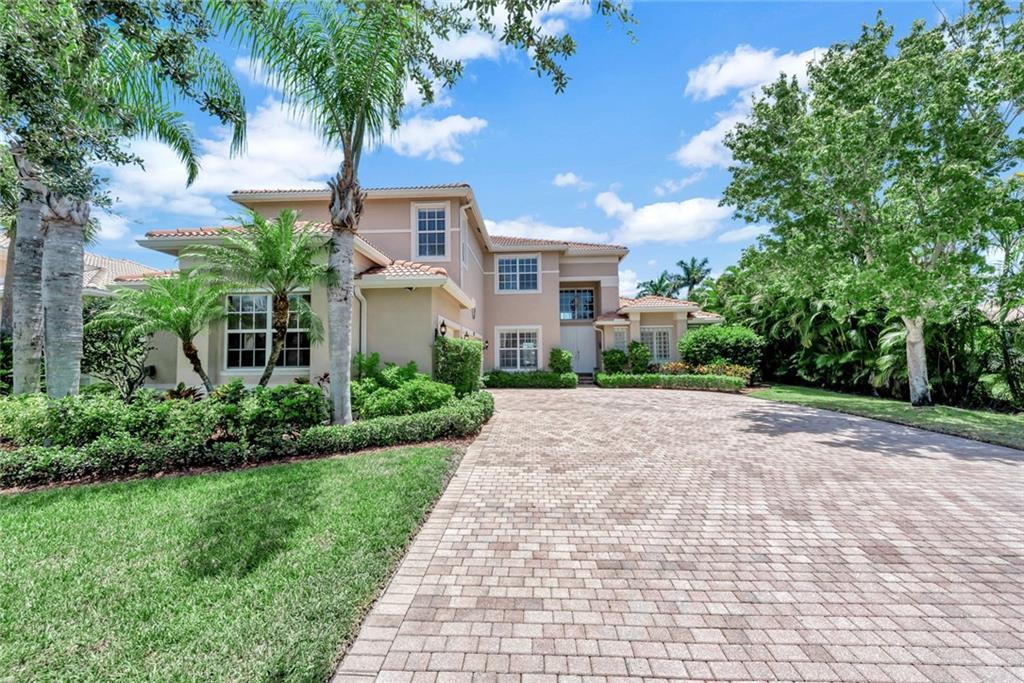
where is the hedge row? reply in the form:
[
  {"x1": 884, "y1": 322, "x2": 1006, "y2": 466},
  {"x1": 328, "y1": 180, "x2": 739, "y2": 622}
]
[
  {"x1": 298, "y1": 391, "x2": 494, "y2": 456},
  {"x1": 0, "y1": 390, "x2": 495, "y2": 489},
  {"x1": 482, "y1": 371, "x2": 578, "y2": 389},
  {"x1": 595, "y1": 373, "x2": 745, "y2": 392}
]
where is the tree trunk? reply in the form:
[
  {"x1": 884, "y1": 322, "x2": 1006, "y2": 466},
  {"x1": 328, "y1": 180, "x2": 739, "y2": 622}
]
[
  {"x1": 1, "y1": 226, "x2": 15, "y2": 338},
  {"x1": 10, "y1": 148, "x2": 45, "y2": 394},
  {"x1": 903, "y1": 315, "x2": 932, "y2": 407},
  {"x1": 182, "y1": 340, "x2": 214, "y2": 394},
  {"x1": 41, "y1": 193, "x2": 88, "y2": 398},
  {"x1": 326, "y1": 161, "x2": 363, "y2": 425},
  {"x1": 259, "y1": 293, "x2": 290, "y2": 387},
  {"x1": 998, "y1": 324, "x2": 1022, "y2": 406}
]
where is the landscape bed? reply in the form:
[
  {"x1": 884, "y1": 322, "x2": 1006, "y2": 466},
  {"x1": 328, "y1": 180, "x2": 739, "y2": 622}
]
[
  {"x1": 596, "y1": 372, "x2": 745, "y2": 392},
  {"x1": 0, "y1": 445, "x2": 457, "y2": 681}
]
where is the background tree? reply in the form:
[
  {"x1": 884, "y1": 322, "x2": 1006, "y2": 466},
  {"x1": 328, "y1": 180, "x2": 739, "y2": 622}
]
[
  {"x1": 636, "y1": 271, "x2": 682, "y2": 298},
  {"x1": 81, "y1": 298, "x2": 153, "y2": 401},
  {"x1": 102, "y1": 272, "x2": 225, "y2": 394},
  {"x1": 676, "y1": 256, "x2": 711, "y2": 299},
  {"x1": 185, "y1": 210, "x2": 331, "y2": 386},
  {"x1": 0, "y1": 148, "x2": 15, "y2": 337},
  {"x1": 722, "y1": 0, "x2": 1023, "y2": 406},
  {"x1": 216, "y1": 0, "x2": 634, "y2": 424}
]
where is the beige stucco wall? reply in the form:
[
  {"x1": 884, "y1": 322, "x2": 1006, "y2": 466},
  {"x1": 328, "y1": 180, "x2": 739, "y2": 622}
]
[
  {"x1": 454, "y1": 207, "x2": 486, "y2": 338},
  {"x1": 363, "y1": 287, "x2": 434, "y2": 372}
]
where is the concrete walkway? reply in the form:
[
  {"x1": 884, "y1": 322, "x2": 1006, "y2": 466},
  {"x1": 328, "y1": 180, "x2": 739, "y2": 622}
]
[{"x1": 333, "y1": 388, "x2": 1024, "y2": 682}]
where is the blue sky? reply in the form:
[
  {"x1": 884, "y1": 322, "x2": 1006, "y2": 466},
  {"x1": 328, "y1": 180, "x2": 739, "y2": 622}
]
[{"x1": 95, "y1": 1, "x2": 957, "y2": 294}]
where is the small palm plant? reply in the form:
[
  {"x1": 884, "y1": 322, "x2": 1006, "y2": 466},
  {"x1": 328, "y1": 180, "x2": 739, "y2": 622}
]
[
  {"x1": 103, "y1": 271, "x2": 225, "y2": 394},
  {"x1": 185, "y1": 209, "x2": 331, "y2": 386}
]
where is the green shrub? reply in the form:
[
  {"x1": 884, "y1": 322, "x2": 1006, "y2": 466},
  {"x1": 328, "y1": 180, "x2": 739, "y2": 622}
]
[
  {"x1": 627, "y1": 341, "x2": 652, "y2": 374},
  {"x1": 482, "y1": 371, "x2": 577, "y2": 389},
  {"x1": 602, "y1": 348, "x2": 628, "y2": 374},
  {"x1": 548, "y1": 347, "x2": 573, "y2": 374},
  {"x1": 240, "y1": 384, "x2": 330, "y2": 451},
  {"x1": 359, "y1": 377, "x2": 455, "y2": 419},
  {"x1": 660, "y1": 361, "x2": 754, "y2": 385},
  {"x1": 48, "y1": 394, "x2": 134, "y2": 447},
  {"x1": 0, "y1": 395, "x2": 50, "y2": 445},
  {"x1": 299, "y1": 391, "x2": 494, "y2": 456},
  {"x1": 678, "y1": 325, "x2": 765, "y2": 371},
  {"x1": 0, "y1": 335, "x2": 11, "y2": 395},
  {"x1": 433, "y1": 337, "x2": 483, "y2": 396},
  {"x1": 378, "y1": 361, "x2": 420, "y2": 389},
  {"x1": 596, "y1": 373, "x2": 745, "y2": 392},
  {"x1": 352, "y1": 351, "x2": 382, "y2": 380}
]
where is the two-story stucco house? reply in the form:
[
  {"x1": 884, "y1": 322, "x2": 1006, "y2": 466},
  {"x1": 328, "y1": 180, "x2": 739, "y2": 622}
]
[{"x1": 120, "y1": 183, "x2": 721, "y2": 387}]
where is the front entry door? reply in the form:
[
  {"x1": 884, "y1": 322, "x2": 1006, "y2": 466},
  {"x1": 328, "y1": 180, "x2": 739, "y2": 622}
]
[{"x1": 560, "y1": 325, "x2": 597, "y2": 373}]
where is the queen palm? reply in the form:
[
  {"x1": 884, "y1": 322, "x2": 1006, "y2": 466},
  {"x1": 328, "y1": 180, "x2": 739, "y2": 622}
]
[
  {"x1": 102, "y1": 272, "x2": 226, "y2": 394},
  {"x1": 637, "y1": 271, "x2": 683, "y2": 298},
  {"x1": 185, "y1": 209, "x2": 331, "y2": 386},
  {"x1": 677, "y1": 256, "x2": 712, "y2": 300}
]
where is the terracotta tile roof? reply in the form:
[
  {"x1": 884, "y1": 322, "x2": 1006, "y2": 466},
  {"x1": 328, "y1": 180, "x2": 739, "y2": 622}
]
[
  {"x1": 230, "y1": 184, "x2": 470, "y2": 195},
  {"x1": 689, "y1": 310, "x2": 723, "y2": 321},
  {"x1": 619, "y1": 295, "x2": 699, "y2": 308},
  {"x1": 2, "y1": 236, "x2": 159, "y2": 290},
  {"x1": 491, "y1": 234, "x2": 627, "y2": 252},
  {"x1": 596, "y1": 311, "x2": 628, "y2": 322},
  {"x1": 358, "y1": 259, "x2": 448, "y2": 279},
  {"x1": 113, "y1": 269, "x2": 177, "y2": 283},
  {"x1": 145, "y1": 221, "x2": 332, "y2": 238}
]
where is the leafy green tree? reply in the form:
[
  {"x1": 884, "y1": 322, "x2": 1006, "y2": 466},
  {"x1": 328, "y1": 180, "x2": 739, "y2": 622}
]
[
  {"x1": 185, "y1": 210, "x2": 331, "y2": 387},
  {"x1": 82, "y1": 299, "x2": 153, "y2": 401},
  {"x1": 215, "y1": 0, "x2": 633, "y2": 423},
  {"x1": 637, "y1": 271, "x2": 682, "y2": 298},
  {"x1": 676, "y1": 257, "x2": 711, "y2": 299},
  {"x1": 102, "y1": 272, "x2": 226, "y2": 394},
  {"x1": 723, "y1": 0, "x2": 1023, "y2": 406}
]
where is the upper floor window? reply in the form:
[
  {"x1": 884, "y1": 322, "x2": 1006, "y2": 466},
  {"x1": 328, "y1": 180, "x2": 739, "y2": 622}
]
[
  {"x1": 415, "y1": 204, "x2": 447, "y2": 259},
  {"x1": 497, "y1": 255, "x2": 539, "y2": 292},
  {"x1": 560, "y1": 288, "x2": 594, "y2": 320}
]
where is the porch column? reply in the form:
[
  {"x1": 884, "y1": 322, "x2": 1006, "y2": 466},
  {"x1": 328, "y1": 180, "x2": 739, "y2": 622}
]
[
  {"x1": 672, "y1": 312, "x2": 688, "y2": 361},
  {"x1": 628, "y1": 312, "x2": 641, "y2": 346}
]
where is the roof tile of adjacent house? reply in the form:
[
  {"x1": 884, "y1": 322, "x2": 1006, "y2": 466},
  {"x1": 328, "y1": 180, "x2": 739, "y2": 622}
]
[
  {"x1": 490, "y1": 234, "x2": 627, "y2": 252},
  {"x1": 358, "y1": 259, "x2": 448, "y2": 279},
  {"x1": 113, "y1": 269, "x2": 177, "y2": 283},
  {"x1": 1, "y1": 236, "x2": 158, "y2": 290},
  {"x1": 229, "y1": 183, "x2": 471, "y2": 195},
  {"x1": 619, "y1": 295, "x2": 700, "y2": 308}
]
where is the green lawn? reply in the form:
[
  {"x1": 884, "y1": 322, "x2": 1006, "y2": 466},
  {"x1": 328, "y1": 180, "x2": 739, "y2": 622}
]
[
  {"x1": 0, "y1": 446, "x2": 456, "y2": 682},
  {"x1": 749, "y1": 385, "x2": 1024, "y2": 451}
]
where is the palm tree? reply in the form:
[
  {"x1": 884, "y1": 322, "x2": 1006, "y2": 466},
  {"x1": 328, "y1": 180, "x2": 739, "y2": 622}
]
[
  {"x1": 185, "y1": 209, "x2": 331, "y2": 386},
  {"x1": 637, "y1": 271, "x2": 683, "y2": 298},
  {"x1": 103, "y1": 272, "x2": 226, "y2": 394},
  {"x1": 677, "y1": 256, "x2": 712, "y2": 300},
  {"x1": 220, "y1": 2, "x2": 409, "y2": 424}
]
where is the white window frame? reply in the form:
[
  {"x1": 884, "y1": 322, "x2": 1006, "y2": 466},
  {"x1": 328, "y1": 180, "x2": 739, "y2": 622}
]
[
  {"x1": 411, "y1": 201, "x2": 448, "y2": 262},
  {"x1": 223, "y1": 292, "x2": 312, "y2": 373},
  {"x1": 612, "y1": 327, "x2": 628, "y2": 351},
  {"x1": 559, "y1": 287, "x2": 595, "y2": 321},
  {"x1": 640, "y1": 326, "x2": 672, "y2": 364},
  {"x1": 494, "y1": 325, "x2": 542, "y2": 372},
  {"x1": 495, "y1": 253, "x2": 541, "y2": 294}
]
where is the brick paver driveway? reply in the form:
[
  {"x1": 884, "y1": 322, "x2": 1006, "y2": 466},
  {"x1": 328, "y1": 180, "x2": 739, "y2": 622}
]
[{"x1": 335, "y1": 388, "x2": 1023, "y2": 682}]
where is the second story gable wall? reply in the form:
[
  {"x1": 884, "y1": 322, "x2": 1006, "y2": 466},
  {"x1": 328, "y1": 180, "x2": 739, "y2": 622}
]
[
  {"x1": 481, "y1": 250, "x2": 561, "y2": 370},
  {"x1": 558, "y1": 257, "x2": 620, "y2": 315}
]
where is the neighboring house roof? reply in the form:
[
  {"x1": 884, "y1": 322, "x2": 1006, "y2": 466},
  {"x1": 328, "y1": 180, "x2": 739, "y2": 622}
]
[
  {"x1": 113, "y1": 269, "x2": 177, "y2": 283},
  {"x1": 594, "y1": 295, "x2": 723, "y2": 326},
  {"x1": 1, "y1": 236, "x2": 159, "y2": 294},
  {"x1": 358, "y1": 259, "x2": 448, "y2": 279},
  {"x1": 230, "y1": 184, "x2": 471, "y2": 196},
  {"x1": 619, "y1": 295, "x2": 699, "y2": 311},
  {"x1": 490, "y1": 234, "x2": 627, "y2": 256}
]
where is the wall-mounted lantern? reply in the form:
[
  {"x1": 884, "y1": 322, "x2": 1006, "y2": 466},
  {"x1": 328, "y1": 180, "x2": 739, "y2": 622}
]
[{"x1": 438, "y1": 320, "x2": 447, "y2": 337}]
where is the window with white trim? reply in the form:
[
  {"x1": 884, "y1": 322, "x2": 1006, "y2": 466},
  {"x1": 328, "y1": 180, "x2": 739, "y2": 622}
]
[
  {"x1": 640, "y1": 327, "x2": 672, "y2": 364},
  {"x1": 612, "y1": 328, "x2": 627, "y2": 351},
  {"x1": 560, "y1": 288, "x2": 594, "y2": 320},
  {"x1": 415, "y1": 205, "x2": 446, "y2": 258},
  {"x1": 497, "y1": 256, "x2": 539, "y2": 292},
  {"x1": 226, "y1": 294, "x2": 311, "y2": 369},
  {"x1": 498, "y1": 328, "x2": 539, "y2": 371}
]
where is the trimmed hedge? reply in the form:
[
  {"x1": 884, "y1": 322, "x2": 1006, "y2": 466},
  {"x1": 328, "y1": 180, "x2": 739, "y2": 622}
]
[
  {"x1": 548, "y1": 348, "x2": 573, "y2": 374},
  {"x1": 483, "y1": 371, "x2": 577, "y2": 389},
  {"x1": 433, "y1": 337, "x2": 483, "y2": 396},
  {"x1": 298, "y1": 391, "x2": 494, "y2": 456},
  {"x1": 596, "y1": 373, "x2": 745, "y2": 392},
  {"x1": 678, "y1": 325, "x2": 765, "y2": 370},
  {"x1": 602, "y1": 348, "x2": 628, "y2": 374},
  {"x1": 660, "y1": 361, "x2": 754, "y2": 385},
  {"x1": 359, "y1": 377, "x2": 455, "y2": 419}
]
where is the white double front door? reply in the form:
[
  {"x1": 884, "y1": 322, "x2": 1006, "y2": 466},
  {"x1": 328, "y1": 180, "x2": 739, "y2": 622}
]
[{"x1": 559, "y1": 325, "x2": 597, "y2": 374}]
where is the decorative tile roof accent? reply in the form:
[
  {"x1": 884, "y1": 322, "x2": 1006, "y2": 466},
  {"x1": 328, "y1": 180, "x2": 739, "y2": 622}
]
[
  {"x1": 145, "y1": 221, "x2": 332, "y2": 238},
  {"x1": 596, "y1": 312, "x2": 628, "y2": 322},
  {"x1": 230, "y1": 184, "x2": 471, "y2": 195},
  {"x1": 689, "y1": 310, "x2": 724, "y2": 321},
  {"x1": 113, "y1": 269, "x2": 177, "y2": 283},
  {"x1": 491, "y1": 234, "x2": 627, "y2": 252},
  {"x1": 358, "y1": 259, "x2": 448, "y2": 279},
  {"x1": 2, "y1": 236, "x2": 159, "y2": 290},
  {"x1": 619, "y1": 295, "x2": 699, "y2": 308}
]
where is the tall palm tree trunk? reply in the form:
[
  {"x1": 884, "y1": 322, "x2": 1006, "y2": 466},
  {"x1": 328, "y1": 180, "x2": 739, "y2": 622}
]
[
  {"x1": 260, "y1": 293, "x2": 290, "y2": 387},
  {"x1": 327, "y1": 161, "x2": 362, "y2": 425},
  {"x1": 181, "y1": 340, "x2": 214, "y2": 394},
  {"x1": 10, "y1": 147, "x2": 46, "y2": 394},
  {"x1": 1, "y1": 225, "x2": 15, "y2": 338},
  {"x1": 41, "y1": 193, "x2": 88, "y2": 397}
]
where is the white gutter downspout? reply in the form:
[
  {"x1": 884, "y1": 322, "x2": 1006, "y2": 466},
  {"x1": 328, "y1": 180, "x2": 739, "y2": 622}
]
[{"x1": 354, "y1": 286, "x2": 368, "y2": 354}]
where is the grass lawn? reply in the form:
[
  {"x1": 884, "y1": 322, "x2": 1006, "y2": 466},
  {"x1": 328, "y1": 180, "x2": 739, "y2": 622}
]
[
  {"x1": 0, "y1": 445, "x2": 456, "y2": 682},
  {"x1": 750, "y1": 384, "x2": 1024, "y2": 451}
]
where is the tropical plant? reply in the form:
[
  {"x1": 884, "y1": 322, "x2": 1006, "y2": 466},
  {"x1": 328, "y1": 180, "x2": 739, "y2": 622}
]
[
  {"x1": 101, "y1": 272, "x2": 226, "y2": 394},
  {"x1": 214, "y1": 0, "x2": 633, "y2": 423},
  {"x1": 722, "y1": 0, "x2": 1023, "y2": 406},
  {"x1": 82, "y1": 300, "x2": 153, "y2": 402},
  {"x1": 636, "y1": 271, "x2": 682, "y2": 298},
  {"x1": 185, "y1": 209, "x2": 330, "y2": 386},
  {"x1": 676, "y1": 257, "x2": 711, "y2": 300}
]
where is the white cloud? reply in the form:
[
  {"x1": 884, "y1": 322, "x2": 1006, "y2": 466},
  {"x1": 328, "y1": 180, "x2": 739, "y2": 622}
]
[
  {"x1": 402, "y1": 78, "x2": 454, "y2": 110},
  {"x1": 596, "y1": 191, "x2": 731, "y2": 244},
  {"x1": 434, "y1": 31, "x2": 503, "y2": 62},
  {"x1": 94, "y1": 211, "x2": 131, "y2": 241},
  {"x1": 552, "y1": 171, "x2": 592, "y2": 190},
  {"x1": 653, "y1": 171, "x2": 706, "y2": 196},
  {"x1": 646, "y1": 259, "x2": 657, "y2": 267},
  {"x1": 718, "y1": 224, "x2": 769, "y2": 243},
  {"x1": 685, "y1": 44, "x2": 821, "y2": 101},
  {"x1": 383, "y1": 114, "x2": 487, "y2": 164},
  {"x1": 485, "y1": 216, "x2": 609, "y2": 243},
  {"x1": 673, "y1": 112, "x2": 746, "y2": 169},
  {"x1": 619, "y1": 269, "x2": 639, "y2": 297}
]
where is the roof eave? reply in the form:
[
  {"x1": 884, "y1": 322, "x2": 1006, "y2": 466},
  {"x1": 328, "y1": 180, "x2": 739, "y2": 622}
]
[
  {"x1": 229, "y1": 186, "x2": 473, "y2": 207},
  {"x1": 356, "y1": 275, "x2": 475, "y2": 309}
]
